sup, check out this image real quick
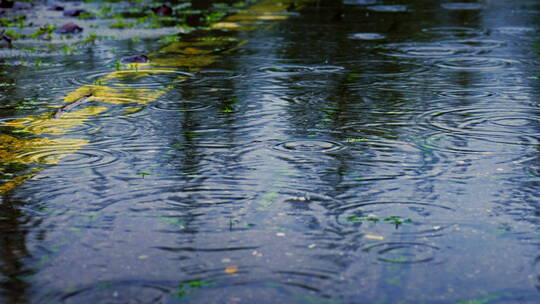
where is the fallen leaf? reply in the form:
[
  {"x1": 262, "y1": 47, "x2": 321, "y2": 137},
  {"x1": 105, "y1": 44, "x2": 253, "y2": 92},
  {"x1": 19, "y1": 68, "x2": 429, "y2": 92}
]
[
  {"x1": 365, "y1": 234, "x2": 384, "y2": 240},
  {"x1": 224, "y1": 266, "x2": 238, "y2": 274}
]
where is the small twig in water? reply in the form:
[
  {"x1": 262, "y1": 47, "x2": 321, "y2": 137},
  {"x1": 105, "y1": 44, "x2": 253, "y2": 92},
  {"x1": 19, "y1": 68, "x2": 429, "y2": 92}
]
[{"x1": 54, "y1": 93, "x2": 92, "y2": 119}]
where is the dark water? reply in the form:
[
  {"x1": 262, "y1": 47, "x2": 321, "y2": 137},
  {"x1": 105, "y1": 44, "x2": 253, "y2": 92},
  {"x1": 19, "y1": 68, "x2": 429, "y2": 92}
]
[{"x1": 2, "y1": 0, "x2": 540, "y2": 303}]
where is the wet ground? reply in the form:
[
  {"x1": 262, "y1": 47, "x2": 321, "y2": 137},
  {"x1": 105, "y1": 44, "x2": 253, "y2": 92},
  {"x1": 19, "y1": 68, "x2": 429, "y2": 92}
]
[{"x1": 1, "y1": 0, "x2": 540, "y2": 303}]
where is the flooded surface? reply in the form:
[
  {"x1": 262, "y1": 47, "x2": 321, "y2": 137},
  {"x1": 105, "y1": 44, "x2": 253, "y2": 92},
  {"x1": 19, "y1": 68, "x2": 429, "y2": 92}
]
[{"x1": 1, "y1": 0, "x2": 540, "y2": 303}]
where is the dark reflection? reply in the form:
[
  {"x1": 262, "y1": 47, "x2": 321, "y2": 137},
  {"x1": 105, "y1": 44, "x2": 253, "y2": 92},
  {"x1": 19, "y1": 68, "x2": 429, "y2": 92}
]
[{"x1": 0, "y1": 195, "x2": 32, "y2": 304}]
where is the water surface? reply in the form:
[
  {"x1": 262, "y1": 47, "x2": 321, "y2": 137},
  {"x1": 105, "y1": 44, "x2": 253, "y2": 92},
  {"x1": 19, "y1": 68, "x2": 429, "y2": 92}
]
[{"x1": 2, "y1": 0, "x2": 540, "y2": 303}]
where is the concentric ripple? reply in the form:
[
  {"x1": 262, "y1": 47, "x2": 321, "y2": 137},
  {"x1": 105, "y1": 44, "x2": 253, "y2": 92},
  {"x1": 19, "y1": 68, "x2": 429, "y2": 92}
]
[
  {"x1": 415, "y1": 107, "x2": 540, "y2": 154},
  {"x1": 151, "y1": 99, "x2": 212, "y2": 112},
  {"x1": 56, "y1": 281, "x2": 172, "y2": 304},
  {"x1": 84, "y1": 116, "x2": 158, "y2": 146},
  {"x1": 417, "y1": 107, "x2": 540, "y2": 137},
  {"x1": 453, "y1": 39, "x2": 506, "y2": 49},
  {"x1": 73, "y1": 69, "x2": 193, "y2": 89},
  {"x1": 1, "y1": 63, "x2": 84, "y2": 97},
  {"x1": 189, "y1": 69, "x2": 244, "y2": 84},
  {"x1": 421, "y1": 26, "x2": 487, "y2": 38},
  {"x1": 335, "y1": 201, "x2": 454, "y2": 226},
  {"x1": 414, "y1": 38, "x2": 506, "y2": 56},
  {"x1": 350, "y1": 60, "x2": 427, "y2": 77},
  {"x1": 362, "y1": 242, "x2": 440, "y2": 264},
  {"x1": 63, "y1": 68, "x2": 114, "y2": 87},
  {"x1": 416, "y1": 132, "x2": 537, "y2": 156},
  {"x1": 435, "y1": 57, "x2": 518, "y2": 70},
  {"x1": 437, "y1": 89, "x2": 497, "y2": 99},
  {"x1": 380, "y1": 42, "x2": 476, "y2": 58},
  {"x1": 273, "y1": 140, "x2": 346, "y2": 153},
  {"x1": 17, "y1": 147, "x2": 125, "y2": 170},
  {"x1": 258, "y1": 64, "x2": 345, "y2": 75}
]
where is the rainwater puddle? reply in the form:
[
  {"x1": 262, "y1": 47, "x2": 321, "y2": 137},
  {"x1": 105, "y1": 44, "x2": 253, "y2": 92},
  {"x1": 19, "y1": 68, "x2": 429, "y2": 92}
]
[{"x1": 2, "y1": 0, "x2": 540, "y2": 303}]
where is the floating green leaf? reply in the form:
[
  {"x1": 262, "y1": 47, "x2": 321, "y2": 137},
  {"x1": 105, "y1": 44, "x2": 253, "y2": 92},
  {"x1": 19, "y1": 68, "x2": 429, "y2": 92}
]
[
  {"x1": 138, "y1": 171, "x2": 150, "y2": 178},
  {"x1": 174, "y1": 280, "x2": 215, "y2": 298}
]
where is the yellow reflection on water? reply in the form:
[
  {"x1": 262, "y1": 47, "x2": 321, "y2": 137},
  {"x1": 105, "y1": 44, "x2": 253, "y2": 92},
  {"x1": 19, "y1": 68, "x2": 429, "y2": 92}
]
[{"x1": 4, "y1": 106, "x2": 108, "y2": 136}]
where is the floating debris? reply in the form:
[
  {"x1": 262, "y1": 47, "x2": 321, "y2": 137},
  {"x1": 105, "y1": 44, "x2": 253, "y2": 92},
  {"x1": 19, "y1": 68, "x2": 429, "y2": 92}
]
[
  {"x1": 0, "y1": 1, "x2": 31, "y2": 9},
  {"x1": 0, "y1": 0, "x2": 31, "y2": 9},
  {"x1": 63, "y1": 8, "x2": 86, "y2": 17},
  {"x1": 0, "y1": 0, "x2": 12, "y2": 8},
  {"x1": 151, "y1": 4, "x2": 172, "y2": 16},
  {"x1": 0, "y1": 29, "x2": 12, "y2": 48},
  {"x1": 49, "y1": 4, "x2": 64, "y2": 11},
  {"x1": 12, "y1": 1, "x2": 31, "y2": 9},
  {"x1": 54, "y1": 94, "x2": 93, "y2": 119},
  {"x1": 54, "y1": 22, "x2": 83, "y2": 34},
  {"x1": 121, "y1": 54, "x2": 149, "y2": 64}
]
